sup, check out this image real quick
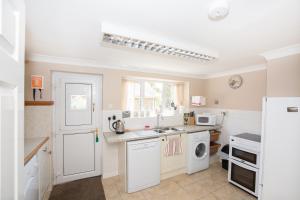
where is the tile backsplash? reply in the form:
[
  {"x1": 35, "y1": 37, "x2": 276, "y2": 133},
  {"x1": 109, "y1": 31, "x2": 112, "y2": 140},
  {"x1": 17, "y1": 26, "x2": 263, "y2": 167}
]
[
  {"x1": 25, "y1": 106, "x2": 53, "y2": 138},
  {"x1": 102, "y1": 110, "x2": 184, "y2": 132}
]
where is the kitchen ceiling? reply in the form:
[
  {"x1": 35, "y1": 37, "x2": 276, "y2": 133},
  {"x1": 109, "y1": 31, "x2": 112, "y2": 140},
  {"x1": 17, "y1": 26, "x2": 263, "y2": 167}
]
[{"x1": 25, "y1": 0, "x2": 300, "y2": 77}]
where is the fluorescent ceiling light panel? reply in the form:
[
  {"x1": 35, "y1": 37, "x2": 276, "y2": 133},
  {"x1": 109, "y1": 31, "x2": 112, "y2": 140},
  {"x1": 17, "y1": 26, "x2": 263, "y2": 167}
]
[{"x1": 100, "y1": 23, "x2": 218, "y2": 62}]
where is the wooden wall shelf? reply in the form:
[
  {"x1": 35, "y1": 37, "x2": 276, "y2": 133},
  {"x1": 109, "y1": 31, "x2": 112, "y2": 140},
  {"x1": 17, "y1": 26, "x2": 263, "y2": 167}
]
[{"x1": 25, "y1": 101, "x2": 54, "y2": 106}]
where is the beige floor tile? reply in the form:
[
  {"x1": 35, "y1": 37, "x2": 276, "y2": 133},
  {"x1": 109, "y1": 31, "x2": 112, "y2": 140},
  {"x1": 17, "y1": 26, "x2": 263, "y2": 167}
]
[
  {"x1": 144, "y1": 188, "x2": 194, "y2": 200},
  {"x1": 120, "y1": 191, "x2": 146, "y2": 200},
  {"x1": 198, "y1": 193, "x2": 218, "y2": 200},
  {"x1": 182, "y1": 181, "x2": 211, "y2": 199},
  {"x1": 102, "y1": 176, "x2": 121, "y2": 187},
  {"x1": 210, "y1": 174, "x2": 228, "y2": 187},
  {"x1": 212, "y1": 184, "x2": 250, "y2": 200},
  {"x1": 173, "y1": 174, "x2": 197, "y2": 187},
  {"x1": 102, "y1": 164, "x2": 257, "y2": 200},
  {"x1": 106, "y1": 196, "x2": 123, "y2": 200},
  {"x1": 243, "y1": 194, "x2": 257, "y2": 200},
  {"x1": 103, "y1": 184, "x2": 120, "y2": 199},
  {"x1": 142, "y1": 180, "x2": 182, "y2": 197},
  {"x1": 164, "y1": 189, "x2": 195, "y2": 200},
  {"x1": 189, "y1": 170, "x2": 211, "y2": 182},
  {"x1": 116, "y1": 181, "x2": 126, "y2": 193},
  {"x1": 231, "y1": 186, "x2": 257, "y2": 200},
  {"x1": 168, "y1": 173, "x2": 189, "y2": 183}
]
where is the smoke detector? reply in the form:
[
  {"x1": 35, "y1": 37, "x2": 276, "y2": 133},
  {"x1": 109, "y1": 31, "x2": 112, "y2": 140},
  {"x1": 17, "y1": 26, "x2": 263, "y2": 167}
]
[
  {"x1": 209, "y1": 0, "x2": 230, "y2": 20},
  {"x1": 100, "y1": 23, "x2": 218, "y2": 62}
]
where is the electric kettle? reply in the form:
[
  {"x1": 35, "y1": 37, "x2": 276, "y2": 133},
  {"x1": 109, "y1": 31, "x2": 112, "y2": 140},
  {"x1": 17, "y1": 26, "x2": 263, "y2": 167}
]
[{"x1": 112, "y1": 120, "x2": 125, "y2": 134}]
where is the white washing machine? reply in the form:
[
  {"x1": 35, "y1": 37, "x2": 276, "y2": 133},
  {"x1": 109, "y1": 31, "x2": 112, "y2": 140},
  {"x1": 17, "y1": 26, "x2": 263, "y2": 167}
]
[{"x1": 187, "y1": 131, "x2": 210, "y2": 174}]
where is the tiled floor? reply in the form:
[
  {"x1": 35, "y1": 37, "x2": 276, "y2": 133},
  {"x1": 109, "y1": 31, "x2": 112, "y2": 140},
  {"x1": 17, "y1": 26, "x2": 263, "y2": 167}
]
[{"x1": 102, "y1": 162, "x2": 257, "y2": 200}]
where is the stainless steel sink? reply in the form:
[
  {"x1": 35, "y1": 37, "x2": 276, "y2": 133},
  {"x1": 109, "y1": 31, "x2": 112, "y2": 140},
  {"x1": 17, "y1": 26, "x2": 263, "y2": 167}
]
[
  {"x1": 153, "y1": 127, "x2": 181, "y2": 134},
  {"x1": 153, "y1": 129, "x2": 165, "y2": 133},
  {"x1": 134, "y1": 130, "x2": 160, "y2": 137}
]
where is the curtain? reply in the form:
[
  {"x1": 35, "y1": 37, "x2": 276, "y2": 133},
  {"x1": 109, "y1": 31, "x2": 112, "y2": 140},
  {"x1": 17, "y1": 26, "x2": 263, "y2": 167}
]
[
  {"x1": 176, "y1": 83, "x2": 184, "y2": 106},
  {"x1": 121, "y1": 79, "x2": 129, "y2": 110}
]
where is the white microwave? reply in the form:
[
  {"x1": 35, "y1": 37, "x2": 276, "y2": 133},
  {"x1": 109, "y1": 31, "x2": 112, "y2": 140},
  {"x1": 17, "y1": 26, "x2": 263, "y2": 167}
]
[{"x1": 195, "y1": 114, "x2": 217, "y2": 126}]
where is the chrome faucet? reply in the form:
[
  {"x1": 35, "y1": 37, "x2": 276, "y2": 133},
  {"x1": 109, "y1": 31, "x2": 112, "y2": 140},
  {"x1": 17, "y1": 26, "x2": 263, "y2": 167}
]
[{"x1": 156, "y1": 113, "x2": 164, "y2": 129}]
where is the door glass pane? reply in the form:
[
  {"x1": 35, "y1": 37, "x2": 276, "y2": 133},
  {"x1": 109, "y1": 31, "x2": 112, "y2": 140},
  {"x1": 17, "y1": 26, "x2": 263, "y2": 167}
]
[
  {"x1": 195, "y1": 143, "x2": 206, "y2": 158},
  {"x1": 70, "y1": 95, "x2": 87, "y2": 110},
  {"x1": 231, "y1": 163, "x2": 256, "y2": 192},
  {"x1": 232, "y1": 147, "x2": 257, "y2": 165},
  {"x1": 65, "y1": 83, "x2": 92, "y2": 126}
]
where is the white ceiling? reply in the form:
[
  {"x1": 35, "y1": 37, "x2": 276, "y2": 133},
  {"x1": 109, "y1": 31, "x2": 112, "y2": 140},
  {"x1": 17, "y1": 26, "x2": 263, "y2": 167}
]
[{"x1": 25, "y1": 0, "x2": 300, "y2": 77}]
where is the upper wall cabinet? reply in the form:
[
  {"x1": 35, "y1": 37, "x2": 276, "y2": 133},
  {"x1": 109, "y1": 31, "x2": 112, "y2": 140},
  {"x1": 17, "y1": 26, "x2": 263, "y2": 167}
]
[{"x1": 0, "y1": 0, "x2": 18, "y2": 59}]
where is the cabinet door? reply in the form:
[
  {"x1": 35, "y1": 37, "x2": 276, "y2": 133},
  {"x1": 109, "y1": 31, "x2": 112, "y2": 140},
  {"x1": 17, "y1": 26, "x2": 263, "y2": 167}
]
[
  {"x1": 38, "y1": 142, "x2": 51, "y2": 200},
  {"x1": 160, "y1": 135, "x2": 186, "y2": 174}
]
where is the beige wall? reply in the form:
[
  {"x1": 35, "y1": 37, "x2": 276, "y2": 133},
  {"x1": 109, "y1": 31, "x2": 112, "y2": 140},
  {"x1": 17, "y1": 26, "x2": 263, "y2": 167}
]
[
  {"x1": 204, "y1": 70, "x2": 267, "y2": 111},
  {"x1": 25, "y1": 61, "x2": 205, "y2": 110},
  {"x1": 267, "y1": 54, "x2": 300, "y2": 97}
]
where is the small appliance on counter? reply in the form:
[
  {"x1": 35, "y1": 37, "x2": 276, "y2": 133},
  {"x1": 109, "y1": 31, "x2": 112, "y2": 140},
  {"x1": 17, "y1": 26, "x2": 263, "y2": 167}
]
[
  {"x1": 112, "y1": 120, "x2": 125, "y2": 134},
  {"x1": 195, "y1": 113, "x2": 217, "y2": 126}
]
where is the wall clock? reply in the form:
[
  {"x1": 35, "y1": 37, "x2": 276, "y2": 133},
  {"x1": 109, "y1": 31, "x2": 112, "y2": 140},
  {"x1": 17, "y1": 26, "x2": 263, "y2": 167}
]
[{"x1": 228, "y1": 75, "x2": 243, "y2": 89}]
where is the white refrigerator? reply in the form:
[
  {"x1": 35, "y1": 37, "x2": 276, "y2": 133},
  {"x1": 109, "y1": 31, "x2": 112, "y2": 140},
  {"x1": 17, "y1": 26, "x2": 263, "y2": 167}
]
[{"x1": 259, "y1": 97, "x2": 300, "y2": 200}]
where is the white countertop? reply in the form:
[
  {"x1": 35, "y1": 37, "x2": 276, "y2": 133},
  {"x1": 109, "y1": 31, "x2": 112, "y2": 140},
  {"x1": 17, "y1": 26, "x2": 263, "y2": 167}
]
[
  {"x1": 24, "y1": 137, "x2": 49, "y2": 165},
  {"x1": 104, "y1": 125, "x2": 221, "y2": 143},
  {"x1": 176, "y1": 125, "x2": 222, "y2": 133}
]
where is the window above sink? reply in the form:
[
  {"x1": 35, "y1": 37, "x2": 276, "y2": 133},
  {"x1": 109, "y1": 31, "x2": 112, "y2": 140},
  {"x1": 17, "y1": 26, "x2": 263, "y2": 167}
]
[{"x1": 122, "y1": 78, "x2": 185, "y2": 118}]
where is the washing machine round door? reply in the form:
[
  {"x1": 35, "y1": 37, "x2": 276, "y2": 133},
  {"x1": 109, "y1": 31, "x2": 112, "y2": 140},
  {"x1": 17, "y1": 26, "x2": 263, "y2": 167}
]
[{"x1": 194, "y1": 142, "x2": 207, "y2": 159}]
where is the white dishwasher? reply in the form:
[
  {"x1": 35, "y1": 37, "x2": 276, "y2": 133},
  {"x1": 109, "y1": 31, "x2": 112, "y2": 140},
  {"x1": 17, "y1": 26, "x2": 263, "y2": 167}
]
[{"x1": 127, "y1": 138, "x2": 161, "y2": 193}]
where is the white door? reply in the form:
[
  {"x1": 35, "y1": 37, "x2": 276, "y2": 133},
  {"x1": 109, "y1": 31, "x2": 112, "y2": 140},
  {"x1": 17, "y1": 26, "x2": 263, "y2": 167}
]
[
  {"x1": 0, "y1": 0, "x2": 25, "y2": 200},
  {"x1": 0, "y1": 0, "x2": 25, "y2": 199},
  {"x1": 259, "y1": 97, "x2": 300, "y2": 200},
  {"x1": 53, "y1": 72, "x2": 102, "y2": 184}
]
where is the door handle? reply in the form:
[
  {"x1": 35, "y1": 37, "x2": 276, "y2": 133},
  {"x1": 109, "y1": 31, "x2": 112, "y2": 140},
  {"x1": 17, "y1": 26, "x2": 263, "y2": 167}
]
[
  {"x1": 287, "y1": 107, "x2": 298, "y2": 112},
  {"x1": 92, "y1": 103, "x2": 95, "y2": 112},
  {"x1": 42, "y1": 146, "x2": 48, "y2": 152}
]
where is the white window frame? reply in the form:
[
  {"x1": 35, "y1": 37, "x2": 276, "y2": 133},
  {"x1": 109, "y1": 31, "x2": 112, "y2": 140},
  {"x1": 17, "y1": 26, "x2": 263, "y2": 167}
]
[{"x1": 124, "y1": 78, "x2": 183, "y2": 118}]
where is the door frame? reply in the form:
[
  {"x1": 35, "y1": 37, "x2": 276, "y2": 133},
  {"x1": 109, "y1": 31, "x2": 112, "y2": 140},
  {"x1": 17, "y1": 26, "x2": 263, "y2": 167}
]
[{"x1": 52, "y1": 71, "x2": 103, "y2": 184}]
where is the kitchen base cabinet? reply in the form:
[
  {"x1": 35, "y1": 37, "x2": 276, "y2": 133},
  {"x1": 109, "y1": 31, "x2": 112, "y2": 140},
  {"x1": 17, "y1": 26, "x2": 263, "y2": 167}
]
[
  {"x1": 38, "y1": 141, "x2": 51, "y2": 200},
  {"x1": 160, "y1": 134, "x2": 187, "y2": 180},
  {"x1": 24, "y1": 156, "x2": 39, "y2": 200}
]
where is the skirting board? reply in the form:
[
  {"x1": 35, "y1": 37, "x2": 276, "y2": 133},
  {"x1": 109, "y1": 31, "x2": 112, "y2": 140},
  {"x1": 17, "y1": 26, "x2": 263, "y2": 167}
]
[{"x1": 161, "y1": 168, "x2": 187, "y2": 180}]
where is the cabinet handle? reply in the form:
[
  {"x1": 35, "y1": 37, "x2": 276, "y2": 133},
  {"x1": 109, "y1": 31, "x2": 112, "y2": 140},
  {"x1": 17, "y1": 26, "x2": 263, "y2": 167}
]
[{"x1": 287, "y1": 107, "x2": 298, "y2": 112}]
